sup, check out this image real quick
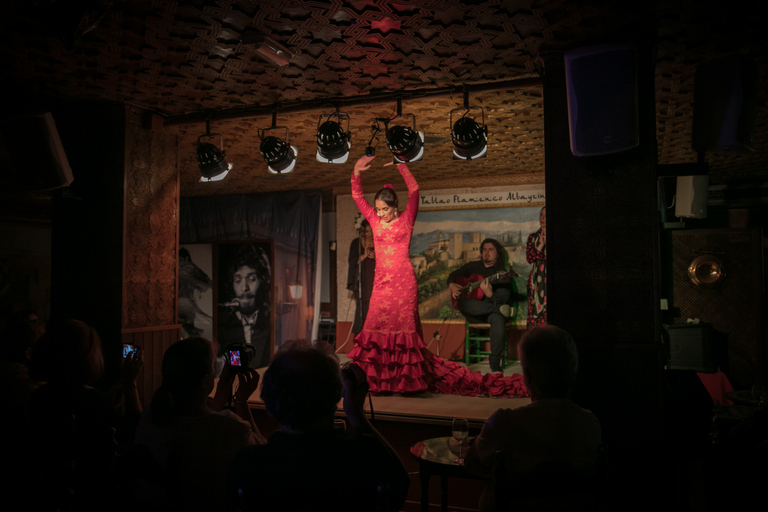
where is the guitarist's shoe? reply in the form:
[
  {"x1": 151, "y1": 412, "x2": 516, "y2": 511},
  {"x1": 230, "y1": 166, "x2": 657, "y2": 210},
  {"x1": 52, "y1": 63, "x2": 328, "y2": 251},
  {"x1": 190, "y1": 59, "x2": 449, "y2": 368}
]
[{"x1": 499, "y1": 304, "x2": 512, "y2": 318}]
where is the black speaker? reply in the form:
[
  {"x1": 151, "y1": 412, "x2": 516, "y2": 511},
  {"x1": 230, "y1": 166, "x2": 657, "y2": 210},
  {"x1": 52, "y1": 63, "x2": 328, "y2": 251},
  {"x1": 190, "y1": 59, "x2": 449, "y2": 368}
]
[
  {"x1": 665, "y1": 323, "x2": 717, "y2": 372},
  {"x1": 565, "y1": 44, "x2": 639, "y2": 156},
  {"x1": 691, "y1": 55, "x2": 758, "y2": 154}
]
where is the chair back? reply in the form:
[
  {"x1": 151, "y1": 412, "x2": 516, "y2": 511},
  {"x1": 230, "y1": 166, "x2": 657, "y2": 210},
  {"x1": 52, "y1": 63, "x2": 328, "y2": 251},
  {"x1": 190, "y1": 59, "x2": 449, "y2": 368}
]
[{"x1": 494, "y1": 450, "x2": 604, "y2": 512}]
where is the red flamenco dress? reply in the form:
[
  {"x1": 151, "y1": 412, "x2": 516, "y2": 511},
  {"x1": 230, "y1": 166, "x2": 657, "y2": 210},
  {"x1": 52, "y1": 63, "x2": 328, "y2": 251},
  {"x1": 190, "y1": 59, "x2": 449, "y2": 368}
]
[{"x1": 348, "y1": 164, "x2": 528, "y2": 398}]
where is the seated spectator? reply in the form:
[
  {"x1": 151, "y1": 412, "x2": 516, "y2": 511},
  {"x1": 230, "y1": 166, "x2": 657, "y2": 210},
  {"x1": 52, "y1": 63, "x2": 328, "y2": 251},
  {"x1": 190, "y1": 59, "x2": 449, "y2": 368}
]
[
  {"x1": 464, "y1": 325, "x2": 602, "y2": 512},
  {"x1": 28, "y1": 319, "x2": 136, "y2": 511},
  {"x1": 1, "y1": 308, "x2": 45, "y2": 414},
  {"x1": 134, "y1": 336, "x2": 265, "y2": 512},
  {"x1": 0, "y1": 309, "x2": 45, "y2": 501},
  {"x1": 227, "y1": 340, "x2": 409, "y2": 512}
]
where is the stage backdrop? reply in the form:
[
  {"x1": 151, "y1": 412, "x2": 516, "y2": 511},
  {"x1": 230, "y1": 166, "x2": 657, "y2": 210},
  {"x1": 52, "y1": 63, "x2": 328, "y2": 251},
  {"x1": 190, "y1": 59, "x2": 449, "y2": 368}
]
[
  {"x1": 180, "y1": 190, "x2": 322, "y2": 361},
  {"x1": 337, "y1": 181, "x2": 545, "y2": 337}
]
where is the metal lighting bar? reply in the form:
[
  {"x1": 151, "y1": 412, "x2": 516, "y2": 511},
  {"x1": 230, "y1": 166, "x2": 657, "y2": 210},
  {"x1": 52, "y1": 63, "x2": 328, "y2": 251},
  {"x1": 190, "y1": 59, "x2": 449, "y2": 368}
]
[{"x1": 163, "y1": 77, "x2": 542, "y2": 126}]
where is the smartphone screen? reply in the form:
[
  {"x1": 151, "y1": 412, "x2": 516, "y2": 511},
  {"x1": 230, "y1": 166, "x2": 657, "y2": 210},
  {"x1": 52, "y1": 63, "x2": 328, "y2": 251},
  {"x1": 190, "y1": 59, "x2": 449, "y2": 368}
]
[
  {"x1": 122, "y1": 344, "x2": 137, "y2": 358},
  {"x1": 229, "y1": 350, "x2": 242, "y2": 367}
]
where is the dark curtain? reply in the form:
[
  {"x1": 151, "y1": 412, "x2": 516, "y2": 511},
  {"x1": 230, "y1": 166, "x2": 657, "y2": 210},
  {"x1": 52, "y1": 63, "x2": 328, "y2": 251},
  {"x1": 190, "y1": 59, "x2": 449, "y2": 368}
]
[{"x1": 180, "y1": 190, "x2": 322, "y2": 351}]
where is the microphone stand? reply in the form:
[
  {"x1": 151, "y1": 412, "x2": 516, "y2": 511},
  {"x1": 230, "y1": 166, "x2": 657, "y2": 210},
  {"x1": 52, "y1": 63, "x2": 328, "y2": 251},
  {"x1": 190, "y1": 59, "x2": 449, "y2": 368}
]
[{"x1": 425, "y1": 316, "x2": 448, "y2": 356}]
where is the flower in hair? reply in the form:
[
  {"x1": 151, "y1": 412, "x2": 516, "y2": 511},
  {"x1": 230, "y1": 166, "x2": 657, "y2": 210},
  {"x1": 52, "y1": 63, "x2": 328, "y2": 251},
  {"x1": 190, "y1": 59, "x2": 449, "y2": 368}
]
[{"x1": 384, "y1": 184, "x2": 394, "y2": 189}]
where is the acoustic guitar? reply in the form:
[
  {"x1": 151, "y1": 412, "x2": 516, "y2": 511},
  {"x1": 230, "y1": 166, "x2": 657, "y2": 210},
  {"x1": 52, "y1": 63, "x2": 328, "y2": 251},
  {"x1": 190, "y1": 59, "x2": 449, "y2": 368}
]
[{"x1": 450, "y1": 269, "x2": 516, "y2": 309}]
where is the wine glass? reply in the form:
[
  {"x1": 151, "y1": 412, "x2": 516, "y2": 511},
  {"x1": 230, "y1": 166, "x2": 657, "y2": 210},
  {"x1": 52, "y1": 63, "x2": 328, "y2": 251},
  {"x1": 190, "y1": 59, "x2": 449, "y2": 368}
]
[{"x1": 452, "y1": 418, "x2": 469, "y2": 464}]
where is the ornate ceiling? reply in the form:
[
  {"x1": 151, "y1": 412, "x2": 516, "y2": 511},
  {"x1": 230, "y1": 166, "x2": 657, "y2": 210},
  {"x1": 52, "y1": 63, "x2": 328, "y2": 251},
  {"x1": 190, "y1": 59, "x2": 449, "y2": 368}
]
[{"x1": 0, "y1": 0, "x2": 766, "y2": 201}]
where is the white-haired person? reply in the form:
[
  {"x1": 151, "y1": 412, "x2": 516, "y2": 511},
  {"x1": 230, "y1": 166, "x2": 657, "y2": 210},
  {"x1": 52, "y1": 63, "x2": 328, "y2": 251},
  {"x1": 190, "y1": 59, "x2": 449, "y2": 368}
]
[{"x1": 464, "y1": 325, "x2": 602, "y2": 511}]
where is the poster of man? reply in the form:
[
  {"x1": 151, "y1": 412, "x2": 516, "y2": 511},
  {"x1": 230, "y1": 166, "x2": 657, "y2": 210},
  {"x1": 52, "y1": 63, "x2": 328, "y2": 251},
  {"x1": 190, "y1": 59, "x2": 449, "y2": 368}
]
[
  {"x1": 178, "y1": 245, "x2": 214, "y2": 339},
  {"x1": 217, "y1": 242, "x2": 273, "y2": 369}
]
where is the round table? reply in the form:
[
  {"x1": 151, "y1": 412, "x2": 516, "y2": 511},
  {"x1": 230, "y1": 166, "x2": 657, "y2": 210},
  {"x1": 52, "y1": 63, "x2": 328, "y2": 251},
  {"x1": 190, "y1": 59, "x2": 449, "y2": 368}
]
[{"x1": 410, "y1": 436, "x2": 485, "y2": 512}]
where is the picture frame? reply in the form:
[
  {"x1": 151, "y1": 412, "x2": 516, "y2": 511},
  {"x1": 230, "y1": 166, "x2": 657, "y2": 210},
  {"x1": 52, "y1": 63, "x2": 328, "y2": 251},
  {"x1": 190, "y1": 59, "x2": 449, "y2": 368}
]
[
  {"x1": 178, "y1": 244, "x2": 214, "y2": 340},
  {"x1": 215, "y1": 241, "x2": 274, "y2": 368}
]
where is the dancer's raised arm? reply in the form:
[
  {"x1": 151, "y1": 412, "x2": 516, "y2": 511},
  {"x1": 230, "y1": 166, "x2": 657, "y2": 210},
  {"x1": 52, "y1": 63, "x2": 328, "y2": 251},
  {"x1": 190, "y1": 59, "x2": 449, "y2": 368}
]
[
  {"x1": 351, "y1": 155, "x2": 377, "y2": 223},
  {"x1": 396, "y1": 162, "x2": 419, "y2": 225}
]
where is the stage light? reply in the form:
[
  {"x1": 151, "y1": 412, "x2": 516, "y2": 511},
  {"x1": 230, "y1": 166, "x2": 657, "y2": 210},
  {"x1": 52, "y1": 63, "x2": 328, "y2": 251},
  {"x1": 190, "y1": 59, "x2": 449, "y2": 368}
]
[
  {"x1": 259, "y1": 113, "x2": 298, "y2": 174},
  {"x1": 316, "y1": 112, "x2": 351, "y2": 163},
  {"x1": 450, "y1": 90, "x2": 488, "y2": 160},
  {"x1": 386, "y1": 123, "x2": 424, "y2": 163},
  {"x1": 451, "y1": 113, "x2": 488, "y2": 160},
  {"x1": 381, "y1": 97, "x2": 424, "y2": 163},
  {"x1": 197, "y1": 121, "x2": 232, "y2": 182}
]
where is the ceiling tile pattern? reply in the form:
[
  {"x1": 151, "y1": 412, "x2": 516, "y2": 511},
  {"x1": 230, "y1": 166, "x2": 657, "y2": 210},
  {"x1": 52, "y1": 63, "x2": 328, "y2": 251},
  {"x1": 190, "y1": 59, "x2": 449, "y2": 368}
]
[{"x1": 0, "y1": 0, "x2": 766, "y2": 198}]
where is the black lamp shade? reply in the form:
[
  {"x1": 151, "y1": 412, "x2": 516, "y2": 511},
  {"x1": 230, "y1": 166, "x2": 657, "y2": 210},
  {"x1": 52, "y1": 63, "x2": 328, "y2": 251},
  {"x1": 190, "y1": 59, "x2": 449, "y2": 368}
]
[
  {"x1": 197, "y1": 142, "x2": 230, "y2": 180},
  {"x1": 386, "y1": 125, "x2": 423, "y2": 162},
  {"x1": 316, "y1": 120, "x2": 350, "y2": 162},
  {"x1": 260, "y1": 135, "x2": 295, "y2": 173},
  {"x1": 452, "y1": 117, "x2": 487, "y2": 160}
]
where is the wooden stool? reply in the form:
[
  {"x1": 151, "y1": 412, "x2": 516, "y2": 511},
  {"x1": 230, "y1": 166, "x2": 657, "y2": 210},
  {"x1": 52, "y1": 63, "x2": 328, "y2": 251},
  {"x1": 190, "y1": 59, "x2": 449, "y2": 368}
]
[{"x1": 464, "y1": 318, "x2": 517, "y2": 369}]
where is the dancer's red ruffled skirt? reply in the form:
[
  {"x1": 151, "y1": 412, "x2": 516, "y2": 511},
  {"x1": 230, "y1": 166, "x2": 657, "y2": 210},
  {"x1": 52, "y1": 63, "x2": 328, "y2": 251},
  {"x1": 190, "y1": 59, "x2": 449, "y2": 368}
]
[{"x1": 349, "y1": 331, "x2": 529, "y2": 397}]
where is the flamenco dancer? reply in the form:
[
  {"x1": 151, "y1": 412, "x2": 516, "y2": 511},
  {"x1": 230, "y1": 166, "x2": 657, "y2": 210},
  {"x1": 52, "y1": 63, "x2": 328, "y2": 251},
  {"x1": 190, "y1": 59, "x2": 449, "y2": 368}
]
[
  {"x1": 348, "y1": 155, "x2": 528, "y2": 397},
  {"x1": 526, "y1": 206, "x2": 547, "y2": 328}
]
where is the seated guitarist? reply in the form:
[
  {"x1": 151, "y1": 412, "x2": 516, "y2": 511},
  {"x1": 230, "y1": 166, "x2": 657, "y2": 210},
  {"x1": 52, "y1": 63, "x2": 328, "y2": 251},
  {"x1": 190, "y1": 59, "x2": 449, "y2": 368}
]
[{"x1": 447, "y1": 238, "x2": 516, "y2": 373}]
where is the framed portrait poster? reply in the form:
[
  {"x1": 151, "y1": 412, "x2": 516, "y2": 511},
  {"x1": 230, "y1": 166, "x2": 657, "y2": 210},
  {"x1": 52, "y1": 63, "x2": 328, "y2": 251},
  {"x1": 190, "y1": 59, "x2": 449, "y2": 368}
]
[
  {"x1": 178, "y1": 244, "x2": 214, "y2": 340},
  {"x1": 215, "y1": 241, "x2": 274, "y2": 368}
]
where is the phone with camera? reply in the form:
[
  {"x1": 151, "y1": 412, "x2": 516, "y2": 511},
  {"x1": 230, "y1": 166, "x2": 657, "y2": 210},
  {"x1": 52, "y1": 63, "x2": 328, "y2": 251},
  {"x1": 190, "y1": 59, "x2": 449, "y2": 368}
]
[
  {"x1": 225, "y1": 343, "x2": 255, "y2": 372},
  {"x1": 122, "y1": 343, "x2": 138, "y2": 358}
]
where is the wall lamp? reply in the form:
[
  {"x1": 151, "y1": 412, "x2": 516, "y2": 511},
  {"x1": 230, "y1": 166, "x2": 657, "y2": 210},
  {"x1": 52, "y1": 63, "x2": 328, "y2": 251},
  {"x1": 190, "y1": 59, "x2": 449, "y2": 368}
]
[
  {"x1": 316, "y1": 110, "x2": 351, "y2": 163},
  {"x1": 384, "y1": 97, "x2": 424, "y2": 163},
  {"x1": 197, "y1": 120, "x2": 232, "y2": 182},
  {"x1": 450, "y1": 89, "x2": 488, "y2": 160},
  {"x1": 259, "y1": 112, "x2": 298, "y2": 174}
]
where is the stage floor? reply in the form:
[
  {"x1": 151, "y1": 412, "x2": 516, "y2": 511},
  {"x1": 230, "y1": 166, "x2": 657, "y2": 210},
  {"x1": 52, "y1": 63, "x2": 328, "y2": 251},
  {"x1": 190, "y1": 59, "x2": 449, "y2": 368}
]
[{"x1": 237, "y1": 354, "x2": 530, "y2": 427}]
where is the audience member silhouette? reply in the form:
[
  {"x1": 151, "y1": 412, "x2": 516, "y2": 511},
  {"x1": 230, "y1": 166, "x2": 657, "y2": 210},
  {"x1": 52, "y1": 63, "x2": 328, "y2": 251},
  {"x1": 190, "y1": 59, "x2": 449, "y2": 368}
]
[
  {"x1": 0, "y1": 309, "x2": 45, "y2": 502},
  {"x1": 27, "y1": 319, "x2": 141, "y2": 511},
  {"x1": 1, "y1": 308, "x2": 44, "y2": 415},
  {"x1": 134, "y1": 336, "x2": 265, "y2": 512},
  {"x1": 227, "y1": 340, "x2": 409, "y2": 512},
  {"x1": 464, "y1": 325, "x2": 602, "y2": 512}
]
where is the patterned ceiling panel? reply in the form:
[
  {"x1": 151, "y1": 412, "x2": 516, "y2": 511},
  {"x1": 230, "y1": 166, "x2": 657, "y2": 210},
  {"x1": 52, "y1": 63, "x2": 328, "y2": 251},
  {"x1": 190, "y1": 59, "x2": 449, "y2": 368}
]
[{"x1": 0, "y1": 0, "x2": 766, "y2": 198}]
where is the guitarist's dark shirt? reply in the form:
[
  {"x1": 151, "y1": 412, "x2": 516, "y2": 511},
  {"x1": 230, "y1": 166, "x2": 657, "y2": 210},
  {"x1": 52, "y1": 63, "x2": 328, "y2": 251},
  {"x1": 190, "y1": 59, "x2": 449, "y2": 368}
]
[{"x1": 447, "y1": 260, "x2": 512, "y2": 306}]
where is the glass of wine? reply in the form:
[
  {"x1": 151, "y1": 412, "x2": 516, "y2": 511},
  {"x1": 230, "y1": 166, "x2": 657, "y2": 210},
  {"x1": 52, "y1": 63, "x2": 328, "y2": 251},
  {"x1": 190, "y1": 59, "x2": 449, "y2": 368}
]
[{"x1": 452, "y1": 417, "x2": 469, "y2": 464}]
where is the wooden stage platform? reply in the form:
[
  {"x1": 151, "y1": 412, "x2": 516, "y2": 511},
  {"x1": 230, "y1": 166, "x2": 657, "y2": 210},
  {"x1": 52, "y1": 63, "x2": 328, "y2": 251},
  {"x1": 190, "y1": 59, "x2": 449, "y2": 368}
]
[{"x1": 239, "y1": 354, "x2": 531, "y2": 428}]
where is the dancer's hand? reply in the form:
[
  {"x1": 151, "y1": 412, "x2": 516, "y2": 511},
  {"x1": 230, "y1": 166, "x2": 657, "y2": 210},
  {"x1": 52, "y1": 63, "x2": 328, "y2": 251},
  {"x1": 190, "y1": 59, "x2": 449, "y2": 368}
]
[{"x1": 354, "y1": 155, "x2": 376, "y2": 175}]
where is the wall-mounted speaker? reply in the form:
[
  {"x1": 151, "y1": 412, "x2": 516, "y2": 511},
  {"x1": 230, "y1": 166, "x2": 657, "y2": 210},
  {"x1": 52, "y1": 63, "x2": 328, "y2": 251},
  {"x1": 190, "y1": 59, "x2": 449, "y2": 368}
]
[
  {"x1": 675, "y1": 175, "x2": 709, "y2": 219},
  {"x1": 691, "y1": 55, "x2": 758, "y2": 154},
  {"x1": 565, "y1": 44, "x2": 639, "y2": 157},
  {"x1": 664, "y1": 323, "x2": 717, "y2": 372},
  {"x1": 0, "y1": 112, "x2": 74, "y2": 191}
]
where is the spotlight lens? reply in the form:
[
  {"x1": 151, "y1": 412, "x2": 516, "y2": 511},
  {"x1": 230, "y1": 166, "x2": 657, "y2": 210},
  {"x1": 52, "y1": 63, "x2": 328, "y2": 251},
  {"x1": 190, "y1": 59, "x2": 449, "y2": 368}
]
[
  {"x1": 452, "y1": 117, "x2": 487, "y2": 160},
  {"x1": 260, "y1": 136, "x2": 296, "y2": 173},
  {"x1": 386, "y1": 125, "x2": 423, "y2": 162},
  {"x1": 317, "y1": 120, "x2": 350, "y2": 162},
  {"x1": 197, "y1": 142, "x2": 230, "y2": 179}
]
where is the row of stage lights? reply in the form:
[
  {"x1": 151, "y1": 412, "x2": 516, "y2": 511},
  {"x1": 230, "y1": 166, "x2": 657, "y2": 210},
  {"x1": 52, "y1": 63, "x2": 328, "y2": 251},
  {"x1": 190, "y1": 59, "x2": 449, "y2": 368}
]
[{"x1": 197, "y1": 96, "x2": 488, "y2": 182}]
